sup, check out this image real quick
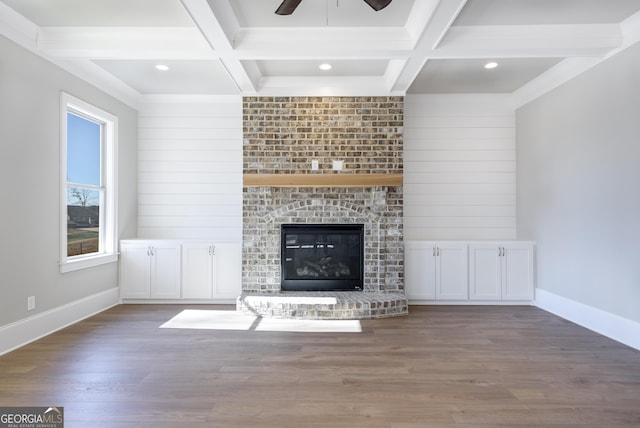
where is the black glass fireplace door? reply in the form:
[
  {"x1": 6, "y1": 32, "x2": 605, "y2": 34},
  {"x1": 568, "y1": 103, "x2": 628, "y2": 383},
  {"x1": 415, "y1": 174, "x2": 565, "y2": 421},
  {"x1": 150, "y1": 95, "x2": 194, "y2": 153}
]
[{"x1": 281, "y1": 224, "x2": 364, "y2": 291}]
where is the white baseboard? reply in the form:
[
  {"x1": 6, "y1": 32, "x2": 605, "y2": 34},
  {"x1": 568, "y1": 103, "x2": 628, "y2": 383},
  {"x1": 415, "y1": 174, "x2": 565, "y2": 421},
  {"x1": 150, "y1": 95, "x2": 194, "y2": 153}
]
[
  {"x1": 409, "y1": 300, "x2": 534, "y2": 306},
  {"x1": 535, "y1": 288, "x2": 640, "y2": 351},
  {"x1": 0, "y1": 287, "x2": 120, "y2": 356}
]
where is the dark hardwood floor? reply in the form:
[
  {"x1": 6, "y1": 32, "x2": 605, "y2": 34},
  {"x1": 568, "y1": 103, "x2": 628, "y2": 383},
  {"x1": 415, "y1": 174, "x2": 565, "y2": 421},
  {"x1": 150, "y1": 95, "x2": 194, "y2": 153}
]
[{"x1": 1, "y1": 304, "x2": 640, "y2": 427}]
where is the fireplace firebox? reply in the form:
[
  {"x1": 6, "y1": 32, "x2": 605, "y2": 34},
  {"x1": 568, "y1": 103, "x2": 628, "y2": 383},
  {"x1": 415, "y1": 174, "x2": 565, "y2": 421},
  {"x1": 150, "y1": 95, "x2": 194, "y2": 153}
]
[{"x1": 281, "y1": 224, "x2": 364, "y2": 291}]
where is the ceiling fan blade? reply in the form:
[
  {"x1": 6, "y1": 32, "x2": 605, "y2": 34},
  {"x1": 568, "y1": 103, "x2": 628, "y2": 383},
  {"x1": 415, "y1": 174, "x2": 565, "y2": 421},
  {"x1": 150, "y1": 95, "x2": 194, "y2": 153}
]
[
  {"x1": 275, "y1": 0, "x2": 303, "y2": 15},
  {"x1": 363, "y1": 0, "x2": 392, "y2": 11}
]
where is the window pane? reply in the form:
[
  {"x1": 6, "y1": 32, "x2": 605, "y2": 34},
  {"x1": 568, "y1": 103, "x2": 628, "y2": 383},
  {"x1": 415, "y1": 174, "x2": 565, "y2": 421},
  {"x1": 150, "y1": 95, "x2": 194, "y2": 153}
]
[
  {"x1": 67, "y1": 188, "x2": 100, "y2": 257},
  {"x1": 67, "y1": 112, "x2": 101, "y2": 186}
]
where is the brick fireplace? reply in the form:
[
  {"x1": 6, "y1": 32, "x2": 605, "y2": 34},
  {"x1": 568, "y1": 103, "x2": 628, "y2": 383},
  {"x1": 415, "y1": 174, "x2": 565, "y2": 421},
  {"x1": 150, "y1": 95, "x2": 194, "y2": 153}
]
[{"x1": 239, "y1": 96, "x2": 406, "y2": 318}]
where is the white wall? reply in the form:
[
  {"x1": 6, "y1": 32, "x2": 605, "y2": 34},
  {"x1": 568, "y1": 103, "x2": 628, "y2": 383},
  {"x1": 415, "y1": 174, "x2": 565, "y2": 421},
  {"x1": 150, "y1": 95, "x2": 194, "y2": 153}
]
[
  {"x1": 517, "y1": 42, "x2": 640, "y2": 324},
  {"x1": 137, "y1": 95, "x2": 515, "y2": 243},
  {"x1": 404, "y1": 95, "x2": 517, "y2": 241},
  {"x1": 0, "y1": 35, "x2": 138, "y2": 328},
  {"x1": 137, "y1": 97, "x2": 243, "y2": 241}
]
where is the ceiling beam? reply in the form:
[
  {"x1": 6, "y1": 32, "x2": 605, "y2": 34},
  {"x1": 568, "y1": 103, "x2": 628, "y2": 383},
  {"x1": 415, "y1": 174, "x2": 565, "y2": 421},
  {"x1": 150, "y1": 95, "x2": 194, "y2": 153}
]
[
  {"x1": 37, "y1": 27, "x2": 216, "y2": 59},
  {"x1": 180, "y1": 0, "x2": 258, "y2": 93},
  {"x1": 511, "y1": 11, "x2": 640, "y2": 108},
  {"x1": 389, "y1": 0, "x2": 468, "y2": 94},
  {"x1": 436, "y1": 24, "x2": 623, "y2": 58},
  {"x1": 233, "y1": 27, "x2": 412, "y2": 59},
  {"x1": 257, "y1": 76, "x2": 403, "y2": 96}
]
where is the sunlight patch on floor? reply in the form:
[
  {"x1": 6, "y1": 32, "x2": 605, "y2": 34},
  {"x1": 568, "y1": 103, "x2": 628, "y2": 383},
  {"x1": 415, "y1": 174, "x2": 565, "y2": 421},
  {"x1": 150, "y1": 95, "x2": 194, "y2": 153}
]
[{"x1": 159, "y1": 309, "x2": 362, "y2": 333}]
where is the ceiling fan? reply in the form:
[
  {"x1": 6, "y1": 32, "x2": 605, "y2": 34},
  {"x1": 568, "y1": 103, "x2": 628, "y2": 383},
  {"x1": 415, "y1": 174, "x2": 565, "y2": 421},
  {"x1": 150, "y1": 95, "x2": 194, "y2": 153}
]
[{"x1": 275, "y1": 0, "x2": 392, "y2": 15}]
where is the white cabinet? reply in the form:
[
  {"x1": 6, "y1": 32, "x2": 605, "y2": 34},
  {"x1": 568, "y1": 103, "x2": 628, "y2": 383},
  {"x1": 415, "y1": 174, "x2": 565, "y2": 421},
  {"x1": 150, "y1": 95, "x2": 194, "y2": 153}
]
[
  {"x1": 120, "y1": 240, "x2": 181, "y2": 299},
  {"x1": 469, "y1": 243, "x2": 534, "y2": 301},
  {"x1": 213, "y1": 242, "x2": 242, "y2": 299},
  {"x1": 181, "y1": 242, "x2": 216, "y2": 299},
  {"x1": 181, "y1": 241, "x2": 242, "y2": 299},
  {"x1": 405, "y1": 242, "x2": 436, "y2": 300},
  {"x1": 120, "y1": 239, "x2": 242, "y2": 302},
  {"x1": 405, "y1": 242, "x2": 468, "y2": 301}
]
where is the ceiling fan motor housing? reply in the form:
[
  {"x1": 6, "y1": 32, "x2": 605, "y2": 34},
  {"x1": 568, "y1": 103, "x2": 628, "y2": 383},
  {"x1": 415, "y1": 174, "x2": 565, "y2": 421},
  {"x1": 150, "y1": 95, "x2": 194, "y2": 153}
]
[{"x1": 276, "y1": 0, "x2": 392, "y2": 15}]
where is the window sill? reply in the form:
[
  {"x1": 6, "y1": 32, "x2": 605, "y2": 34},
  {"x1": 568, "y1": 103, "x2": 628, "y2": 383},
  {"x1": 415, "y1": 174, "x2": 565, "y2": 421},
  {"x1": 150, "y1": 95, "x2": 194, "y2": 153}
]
[{"x1": 60, "y1": 253, "x2": 118, "y2": 273}]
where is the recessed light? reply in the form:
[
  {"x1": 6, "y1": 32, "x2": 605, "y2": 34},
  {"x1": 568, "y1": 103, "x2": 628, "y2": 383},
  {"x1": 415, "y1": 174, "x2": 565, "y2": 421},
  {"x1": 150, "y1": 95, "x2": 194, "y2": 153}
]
[
  {"x1": 155, "y1": 64, "x2": 169, "y2": 71},
  {"x1": 484, "y1": 62, "x2": 499, "y2": 69},
  {"x1": 319, "y1": 63, "x2": 332, "y2": 71}
]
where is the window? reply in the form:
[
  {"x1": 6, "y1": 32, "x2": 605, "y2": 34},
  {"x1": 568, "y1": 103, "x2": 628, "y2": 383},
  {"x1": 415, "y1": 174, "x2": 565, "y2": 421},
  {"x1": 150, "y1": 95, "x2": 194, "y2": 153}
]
[{"x1": 60, "y1": 93, "x2": 117, "y2": 272}]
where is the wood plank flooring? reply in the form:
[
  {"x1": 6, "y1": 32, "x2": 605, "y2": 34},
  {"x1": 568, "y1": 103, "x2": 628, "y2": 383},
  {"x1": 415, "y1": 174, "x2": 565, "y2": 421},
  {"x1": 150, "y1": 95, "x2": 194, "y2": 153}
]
[{"x1": 1, "y1": 305, "x2": 640, "y2": 427}]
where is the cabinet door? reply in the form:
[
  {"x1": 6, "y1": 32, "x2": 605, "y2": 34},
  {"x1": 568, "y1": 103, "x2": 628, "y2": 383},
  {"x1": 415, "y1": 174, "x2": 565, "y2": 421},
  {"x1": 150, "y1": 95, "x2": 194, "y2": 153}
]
[
  {"x1": 214, "y1": 243, "x2": 242, "y2": 299},
  {"x1": 436, "y1": 243, "x2": 468, "y2": 300},
  {"x1": 150, "y1": 243, "x2": 181, "y2": 299},
  {"x1": 502, "y1": 244, "x2": 534, "y2": 301},
  {"x1": 182, "y1": 242, "x2": 214, "y2": 299},
  {"x1": 469, "y1": 244, "x2": 501, "y2": 300},
  {"x1": 120, "y1": 243, "x2": 151, "y2": 299},
  {"x1": 404, "y1": 242, "x2": 436, "y2": 300}
]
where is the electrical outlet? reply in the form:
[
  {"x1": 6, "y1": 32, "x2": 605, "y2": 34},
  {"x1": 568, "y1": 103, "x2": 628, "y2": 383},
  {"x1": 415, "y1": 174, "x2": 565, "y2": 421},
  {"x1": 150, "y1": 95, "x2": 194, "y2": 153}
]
[
  {"x1": 332, "y1": 160, "x2": 343, "y2": 171},
  {"x1": 311, "y1": 159, "x2": 319, "y2": 171},
  {"x1": 27, "y1": 296, "x2": 35, "y2": 311}
]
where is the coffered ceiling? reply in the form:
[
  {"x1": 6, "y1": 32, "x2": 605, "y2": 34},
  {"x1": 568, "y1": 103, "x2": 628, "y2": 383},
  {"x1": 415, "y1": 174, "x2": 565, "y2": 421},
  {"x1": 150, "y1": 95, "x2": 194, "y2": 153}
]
[{"x1": 1, "y1": 0, "x2": 639, "y2": 106}]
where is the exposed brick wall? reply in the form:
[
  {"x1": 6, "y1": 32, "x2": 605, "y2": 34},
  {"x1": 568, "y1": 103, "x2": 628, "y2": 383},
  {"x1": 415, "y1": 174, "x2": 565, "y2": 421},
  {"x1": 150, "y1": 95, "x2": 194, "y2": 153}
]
[
  {"x1": 242, "y1": 96, "x2": 404, "y2": 294},
  {"x1": 243, "y1": 96, "x2": 403, "y2": 174}
]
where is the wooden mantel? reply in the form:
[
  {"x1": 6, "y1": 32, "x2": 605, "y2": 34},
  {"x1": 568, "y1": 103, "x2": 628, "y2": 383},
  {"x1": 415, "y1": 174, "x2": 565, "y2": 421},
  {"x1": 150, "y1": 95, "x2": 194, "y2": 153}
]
[{"x1": 243, "y1": 173, "x2": 403, "y2": 188}]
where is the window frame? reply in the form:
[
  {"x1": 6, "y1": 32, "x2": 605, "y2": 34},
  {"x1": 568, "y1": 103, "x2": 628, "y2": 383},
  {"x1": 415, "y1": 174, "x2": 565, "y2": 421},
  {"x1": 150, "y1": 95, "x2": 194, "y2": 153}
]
[{"x1": 60, "y1": 93, "x2": 118, "y2": 273}]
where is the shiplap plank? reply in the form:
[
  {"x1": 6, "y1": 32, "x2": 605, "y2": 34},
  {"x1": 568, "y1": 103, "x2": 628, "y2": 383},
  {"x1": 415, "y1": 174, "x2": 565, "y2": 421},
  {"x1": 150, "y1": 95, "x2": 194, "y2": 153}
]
[
  {"x1": 138, "y1": 204, "x2": 241, "y2": 217},
  {"x1": 138, "y1": 193, "x2": 243, "y2": 206},
  {"x1": 138, "y1": 182, "x2": 241, "y2": 195},
  {"x1": 405, "y1": 150, "x2": 516, "y2": 162},
  {"x1": 403, "y1": 193, "x2": 515, "y2": 206},
  {"x1": 404, "y1": 172, "x2": 515, "y2": 184},
  {"x1": 404, "y1": 138, "x2": 514, "y2": 151},
  {"x1": 138, "y1": 149, "x2": 240, "y2": 162},
  {"x1": 138, "y1": 139, "x2": 241, "y2": 151},
  {"x1": 137, "y1": 227, "x2": 241, "y2": 241},
  {"x1": 138, "y1": 216, "x2": 241, "y2": 228},
  {"x1": 404, "y1": 183, "x2": 515, "y2": 195},
  {"x1": 403, "y1": 216, "x2": 516, "y2": 229},
  {"x1": 404, "y1": 161, "x2": 516, "y2": 173},
  {"x1": 138, "y1": 128, "x2": 240, "y2": 140},
  {"x1": 404, "y1": 205, "x2": 516, "y2": 218},
  {"x1": 404, "y1": 115, "x2": 515, "y2": 128},
  {"x1": 404, "y1": 228, "x2": 516, "y2": 241},
  {"x1": 138, "y1": 171, "x2": 241, "y2": 184},
  {"x1": 404, "y1": 127, "x2": 515, "y2": 140},
  {"x1": 139, "y1": 117, "x2": 241, "y2": 130},
  {"x1": 139, "y1": 161, "x2": 240, "y2": 173}
]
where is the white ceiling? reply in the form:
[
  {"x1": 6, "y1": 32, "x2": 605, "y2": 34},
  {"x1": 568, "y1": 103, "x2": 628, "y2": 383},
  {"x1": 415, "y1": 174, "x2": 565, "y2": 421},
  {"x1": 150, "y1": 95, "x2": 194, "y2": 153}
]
[{"x1": 1, "y1": 0, "x2": 640, "y2": 106}]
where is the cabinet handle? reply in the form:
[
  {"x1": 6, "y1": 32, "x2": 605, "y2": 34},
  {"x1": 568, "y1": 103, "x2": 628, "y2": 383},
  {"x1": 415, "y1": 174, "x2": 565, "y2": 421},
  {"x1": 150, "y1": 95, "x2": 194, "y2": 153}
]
[
  {"x1": 433, "y1": 247, "x2": 436, "y2": 257},
  {"x1": 209, "y1": 245, "x2": 215, "y2": 256},
  {"x1": 437, "y1": 247, "x2": 440, "y2": 257}
]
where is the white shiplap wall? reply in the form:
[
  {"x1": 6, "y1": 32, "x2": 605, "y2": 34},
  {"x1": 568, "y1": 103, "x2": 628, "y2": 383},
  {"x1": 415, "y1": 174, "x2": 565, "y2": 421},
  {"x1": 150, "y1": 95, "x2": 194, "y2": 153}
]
[
  {"x1": 137, "y1": 96, "x2": 243, "y2": 241},
  {"x1": 404, "y1": 95, "x2": 516, "y2": 241}
]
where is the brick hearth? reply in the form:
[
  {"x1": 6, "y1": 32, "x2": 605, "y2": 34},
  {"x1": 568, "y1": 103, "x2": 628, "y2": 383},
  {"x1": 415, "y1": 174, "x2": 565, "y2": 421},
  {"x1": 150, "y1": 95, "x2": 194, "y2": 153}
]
[{"x1": 237, "y1": 291, "x2": 408, "y2": 320}]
